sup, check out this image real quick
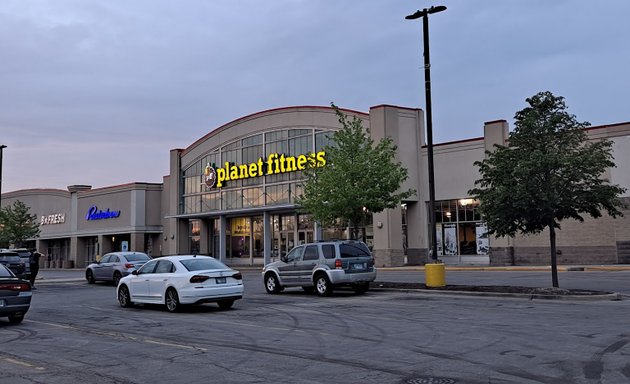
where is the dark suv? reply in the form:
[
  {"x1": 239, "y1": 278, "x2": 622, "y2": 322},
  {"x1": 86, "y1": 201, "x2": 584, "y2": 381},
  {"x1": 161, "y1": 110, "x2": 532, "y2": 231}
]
[
  {"x1": 262, "y1": 240, "x2": 377, "y2": 296},
  {"x1": 9, "y1": 249, "x2": 33, "y2": 277},
  {"x1": 0, "y1": 251, "x2": 28, "y2": 280}
]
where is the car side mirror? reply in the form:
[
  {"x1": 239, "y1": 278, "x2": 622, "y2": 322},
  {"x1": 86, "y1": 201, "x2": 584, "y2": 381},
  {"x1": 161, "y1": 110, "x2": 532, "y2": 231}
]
[
  {"x1": 281, "y1": 255, "x2": 288, "y2": 263},
  {"x1": 131, "y1": 270, "x2": 139, "y2": 275}
]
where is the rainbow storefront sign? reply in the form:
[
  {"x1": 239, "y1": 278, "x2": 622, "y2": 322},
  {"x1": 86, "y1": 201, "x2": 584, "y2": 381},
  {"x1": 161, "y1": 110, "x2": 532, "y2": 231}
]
[{"x1": 85, "y1": 206, "x2": 121, "y2": 221}]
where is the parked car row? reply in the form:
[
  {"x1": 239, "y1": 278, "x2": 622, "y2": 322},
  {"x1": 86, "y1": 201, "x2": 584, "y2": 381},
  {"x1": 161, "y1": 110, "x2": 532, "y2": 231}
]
[
  {"x1": 2, "y1": 240, "x2": 377, "y2": 324},
  {"x1": 112, "y1": 240, "x2": 376, "y2": 313}
]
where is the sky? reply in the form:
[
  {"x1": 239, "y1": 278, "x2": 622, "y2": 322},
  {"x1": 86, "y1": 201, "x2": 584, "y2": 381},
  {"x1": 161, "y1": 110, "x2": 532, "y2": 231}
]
[{"x1": 1, "y1": 0, "x2": 629, "y2": 193}]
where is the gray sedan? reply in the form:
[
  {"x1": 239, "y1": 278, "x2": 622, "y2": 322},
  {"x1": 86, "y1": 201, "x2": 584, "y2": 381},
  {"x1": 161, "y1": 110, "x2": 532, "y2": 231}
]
[
  {"x1": 86, "y1": 252, "x2": 151, "y2": 286},
  {"x1": 0, "y1": 264, "x2": 32, "y2": 324}
]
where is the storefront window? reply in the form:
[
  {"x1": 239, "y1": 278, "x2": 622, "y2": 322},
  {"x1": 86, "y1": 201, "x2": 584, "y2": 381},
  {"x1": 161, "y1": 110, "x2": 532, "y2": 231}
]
[
  {"x1": 266, "y1": 184, "x2": 290, "y2": 205},
  {"x1": 189, "y1": 220, "x2": 201, "y2": 255},
  {"x1": 181, "y1": 128, "x2": 323, "y2": 215},
  {"x1": 433, "y1": 199, "x2": 486, "y2": 256}
]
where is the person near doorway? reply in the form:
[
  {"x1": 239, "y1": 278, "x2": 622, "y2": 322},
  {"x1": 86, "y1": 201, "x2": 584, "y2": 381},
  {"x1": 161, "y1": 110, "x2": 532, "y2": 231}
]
[{"x1": 29, "y1": 250, "x2": 42, "y2": 288}]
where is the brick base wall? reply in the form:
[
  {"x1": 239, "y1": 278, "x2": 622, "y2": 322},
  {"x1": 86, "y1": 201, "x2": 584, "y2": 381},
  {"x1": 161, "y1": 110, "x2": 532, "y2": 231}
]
[
  {"x1": 373, "y1": 248, "x2": 405, "y2": 267},
  {"x1": 406, "y1": 248, "x2": 428, "y2": 266},
  {"x1": 617, "y1": 241, "x2": 630, "y2": 264},
  {"x1": 489, "y1": 247, "x2": 514, "y2": 266},
  {"x1": 513, "y1": 246, "x2": 618, "y2": 265}
]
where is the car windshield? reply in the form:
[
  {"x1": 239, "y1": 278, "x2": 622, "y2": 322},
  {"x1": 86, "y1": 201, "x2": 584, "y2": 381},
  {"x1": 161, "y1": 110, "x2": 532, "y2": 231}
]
[
  {"x1": 339, "y1": 243, "x2": 371, "y2": 258},
  {"x1": 0, "y1": 255, "x2": 21, "y2": 262},
  {"x1": 180, "y1": 258, "x2": 228, "y2": 272},
  {"x1": 126, "y1": 254, "x2": 150, "y2": 262}
]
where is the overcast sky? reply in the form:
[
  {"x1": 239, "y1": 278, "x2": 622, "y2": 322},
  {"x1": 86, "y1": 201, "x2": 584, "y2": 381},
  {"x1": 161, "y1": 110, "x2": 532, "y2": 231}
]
[{"x1": 1, "y1": 0, "x2": 629, "y2": 193}]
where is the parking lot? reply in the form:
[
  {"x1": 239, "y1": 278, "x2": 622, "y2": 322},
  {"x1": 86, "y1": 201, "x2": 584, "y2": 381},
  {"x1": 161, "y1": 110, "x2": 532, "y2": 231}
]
[{"x1": 1, "y1": 270, "x2": 629, "y2": 384}]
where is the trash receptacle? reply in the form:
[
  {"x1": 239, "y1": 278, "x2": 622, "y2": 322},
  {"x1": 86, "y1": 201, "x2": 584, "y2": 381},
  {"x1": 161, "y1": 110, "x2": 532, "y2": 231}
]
[{"x1": 425, "y1": 263, "x2": 446, "y2": 288}]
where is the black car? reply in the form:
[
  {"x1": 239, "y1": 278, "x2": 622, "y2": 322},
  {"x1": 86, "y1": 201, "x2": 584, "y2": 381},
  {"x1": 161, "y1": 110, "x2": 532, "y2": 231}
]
[
  {"x1": 0, "y1": 264, "x2": 32, "y2": 324},
  {"x1": 0, "y1": 251, "x2": 27, "y2": 279}
]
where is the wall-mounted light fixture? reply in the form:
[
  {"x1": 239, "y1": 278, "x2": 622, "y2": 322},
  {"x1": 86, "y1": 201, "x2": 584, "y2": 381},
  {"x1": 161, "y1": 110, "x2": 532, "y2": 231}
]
[
  {"x1": 377, "y1": 221, "x2": 383, "y2": 229},
  {"x1": 170, "y1": 235, "x2": 175, "y2": 240},
  {"x1": 163, "y1": 236, "x2": 167, "y2": 241}
]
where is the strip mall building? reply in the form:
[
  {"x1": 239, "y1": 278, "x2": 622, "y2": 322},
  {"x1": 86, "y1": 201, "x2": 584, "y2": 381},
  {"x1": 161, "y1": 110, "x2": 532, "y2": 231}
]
[{"x1": 3, "y1": 105, "x2": 630, "y2": 268}]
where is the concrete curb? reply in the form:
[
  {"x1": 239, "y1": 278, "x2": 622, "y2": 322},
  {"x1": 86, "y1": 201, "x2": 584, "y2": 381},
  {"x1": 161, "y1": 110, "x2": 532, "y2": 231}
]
[
  {"x1": 378, "y1": 265, "x2": 630, "y2": 272},
  {"x1": 371, "y1": 287, "x2": 623, "y2": 301}
]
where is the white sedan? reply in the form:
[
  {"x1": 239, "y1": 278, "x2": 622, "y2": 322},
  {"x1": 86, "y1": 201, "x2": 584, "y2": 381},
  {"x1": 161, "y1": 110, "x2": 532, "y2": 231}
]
[{"x1": 116, "y1": 255, "x2": 244, "y2": 312}]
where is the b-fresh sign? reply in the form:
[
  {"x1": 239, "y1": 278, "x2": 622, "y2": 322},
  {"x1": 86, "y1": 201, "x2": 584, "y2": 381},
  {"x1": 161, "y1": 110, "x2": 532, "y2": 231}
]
[{"x1": 204, "y1": 151, "x2": 326, "y2": 188}]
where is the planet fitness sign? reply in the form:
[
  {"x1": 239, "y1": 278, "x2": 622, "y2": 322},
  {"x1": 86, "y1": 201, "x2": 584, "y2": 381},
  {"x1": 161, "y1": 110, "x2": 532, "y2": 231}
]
[
  {"x1": 85, "y1": 206, "x2": 121, "y2": 221},
  {"x1": 204, "y1": 151, "x2": 326, "y2": 188}
]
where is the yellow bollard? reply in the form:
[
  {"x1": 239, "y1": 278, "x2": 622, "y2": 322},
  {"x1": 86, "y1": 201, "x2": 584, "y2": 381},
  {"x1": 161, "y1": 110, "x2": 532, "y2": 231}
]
[{"x1": 425, "y1": 263, "x2": 446, "y2": 288}]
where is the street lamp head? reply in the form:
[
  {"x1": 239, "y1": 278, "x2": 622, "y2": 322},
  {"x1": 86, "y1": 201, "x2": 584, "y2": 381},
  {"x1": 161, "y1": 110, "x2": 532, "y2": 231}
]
[
  {"x1": 405, "y1": 5, "x2": 447, "y2": 20},
  {"x1": 428, "y1": 5, "x2": 447, "y2": 14},
  {"x1": 0, "y1": 145, "x2": 6, "y2": 150}
]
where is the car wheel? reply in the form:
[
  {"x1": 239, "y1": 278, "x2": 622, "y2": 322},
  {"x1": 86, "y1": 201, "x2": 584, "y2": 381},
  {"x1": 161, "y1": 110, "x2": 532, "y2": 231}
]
[
  {"x1": 8, "y1": 313, "x2": 24, "y2": 324},
  {"x1": 352, "y1": 282, "x2": 370, "y2": 294},
  {"x1": 165, "y1": 288, "x2": 180, "y2": 312},
  {"x1": 86, "y1": 270, "x2": 95, "y2": 284},
  {"x1": 118, "y1": 285, "x2": 133, "y2": 308},
  {"x1": 217, "y1": 300, "x2": 234, "y2": 310},
  {"x1": 264, "y1": 273, "x2": 282, "y2": 294},
  {"x1": 112, "y1": 271, "x2": 122, "y2": 286},
  {"x1": 314, "y1": 274, "x2": 333, "y2": 297},
  {"x1": 302, "y1": 286, "x2": 315, "y2": 294}
]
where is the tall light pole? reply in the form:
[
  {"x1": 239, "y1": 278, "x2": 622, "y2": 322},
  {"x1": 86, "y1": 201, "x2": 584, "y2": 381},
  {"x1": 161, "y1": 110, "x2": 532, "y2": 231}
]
[
  {"x1": 406, "y1": 5, "x2": 446, "y2": 261},
  {"x1": 0, "y1": 144, "x2": 6, "y2": 209}
]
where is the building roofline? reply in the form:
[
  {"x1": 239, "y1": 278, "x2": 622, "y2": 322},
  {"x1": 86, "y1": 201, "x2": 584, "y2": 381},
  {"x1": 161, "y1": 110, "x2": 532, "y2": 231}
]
[{"x1": 181, "y1": 105, "x2": 368, "y2": 156}]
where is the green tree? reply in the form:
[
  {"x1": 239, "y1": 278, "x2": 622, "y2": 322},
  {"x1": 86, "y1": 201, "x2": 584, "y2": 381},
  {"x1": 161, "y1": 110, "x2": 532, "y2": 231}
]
[
  {"x1": 0, "y1": 200, "x2": 41, "y2": 248},
  {"x1": 297, "y1": 104, "x2": 415, "y2": 240},
  {"x1": 469, "y1": 91, "x2": 626, "y2": 287}
]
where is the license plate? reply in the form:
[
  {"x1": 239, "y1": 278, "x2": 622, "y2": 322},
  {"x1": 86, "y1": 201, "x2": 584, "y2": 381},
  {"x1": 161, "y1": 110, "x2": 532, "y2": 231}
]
[
  {"x1": 352, "y1": 263, "x2": 366, "y2": 270},
  {"x1": 216, "y1": 277, "x2": 226, "y2": 284},
  {"x1": 0, "y1": 299, "x2": 5, "y2": 307}
]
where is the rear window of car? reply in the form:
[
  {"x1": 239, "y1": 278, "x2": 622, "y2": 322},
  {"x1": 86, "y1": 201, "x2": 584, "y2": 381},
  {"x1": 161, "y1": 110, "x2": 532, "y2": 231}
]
[
  {"x1": 180, "y1": 258, "x2": 228, "y2": 271},
  {"x1": 126, "y1": 254, "x2": 150, "y2": 262},
  {"x1": 339, "y1": 243, "x2": 371, "y2": 258},
  {"x1": 0, "y1": 265, "x2": 14, "y2": 277},
  {"x1": 0, "y1": 255, "x2": 21, "y2": 262}
]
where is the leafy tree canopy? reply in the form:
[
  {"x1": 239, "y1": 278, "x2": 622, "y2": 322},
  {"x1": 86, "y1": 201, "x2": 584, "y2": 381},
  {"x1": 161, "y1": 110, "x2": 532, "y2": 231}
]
[
  {"x1": 297, "y1": 104, "x2": 415, "y2": 239},
  {"x1": 469, "y1": 91, "x2": 626, "y2": 287},
  {"x1": 0, "y1": 200, "x2": 41, "y2": 248}
]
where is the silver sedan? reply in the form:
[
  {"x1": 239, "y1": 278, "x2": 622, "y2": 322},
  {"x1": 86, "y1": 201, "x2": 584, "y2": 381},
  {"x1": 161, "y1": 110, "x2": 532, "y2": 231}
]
[{"x1": 86, "y1": 252, "x2": 151, "y2": 286}]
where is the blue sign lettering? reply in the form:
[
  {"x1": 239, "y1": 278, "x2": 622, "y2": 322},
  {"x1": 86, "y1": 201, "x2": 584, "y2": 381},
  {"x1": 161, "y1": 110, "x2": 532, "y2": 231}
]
[{"x1": 86, "y1": 206, "x2": 121, "y2": 221}]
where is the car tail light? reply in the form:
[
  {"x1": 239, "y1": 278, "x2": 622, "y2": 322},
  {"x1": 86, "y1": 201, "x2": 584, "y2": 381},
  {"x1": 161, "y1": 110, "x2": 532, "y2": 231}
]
[
  {"x1": 231, "y1": 272, "x2": 242, "y2": 280},
  {"x1": 189, "y1": 275, "x2": 210, "y2": 283},
  {"x1": 124, "y1": 263, "x2": 135, "y2": 269},
  {"x1": 0, "y1": 283, "x2": 31, "y2": 292},
  {"x1": 335, "y1": 259, "x2": 343, "y2": 269}
]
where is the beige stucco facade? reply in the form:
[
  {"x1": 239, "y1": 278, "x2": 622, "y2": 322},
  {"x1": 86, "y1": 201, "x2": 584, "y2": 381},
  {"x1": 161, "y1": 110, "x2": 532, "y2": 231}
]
[{"x1": 2, "y1": 105, "x2": 629, "y2": 268}]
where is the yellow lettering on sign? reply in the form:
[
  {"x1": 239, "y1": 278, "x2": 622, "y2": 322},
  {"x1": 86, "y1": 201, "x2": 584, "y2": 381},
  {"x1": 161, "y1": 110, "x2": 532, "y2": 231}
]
[{"x1": 210, "y1": 151, "x2": 327, "y2": 188}]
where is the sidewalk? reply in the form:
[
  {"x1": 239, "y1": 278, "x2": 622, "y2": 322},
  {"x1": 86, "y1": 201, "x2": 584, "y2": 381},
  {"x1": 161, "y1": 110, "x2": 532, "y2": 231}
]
[{"x1": 34, "y1": 264, "x2": 630, "y2": 284}]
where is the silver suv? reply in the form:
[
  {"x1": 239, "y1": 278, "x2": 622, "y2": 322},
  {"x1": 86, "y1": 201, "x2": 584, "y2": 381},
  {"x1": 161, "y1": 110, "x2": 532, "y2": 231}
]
[{"x1": 262, "y1": 240, "x2": 377, "y2": 296}]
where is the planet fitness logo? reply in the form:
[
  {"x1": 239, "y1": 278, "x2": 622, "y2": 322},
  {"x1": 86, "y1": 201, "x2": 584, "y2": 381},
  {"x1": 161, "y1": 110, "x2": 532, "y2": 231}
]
[{"x1": 204, "y1": 163, "x2": 217, "y2": 188}]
